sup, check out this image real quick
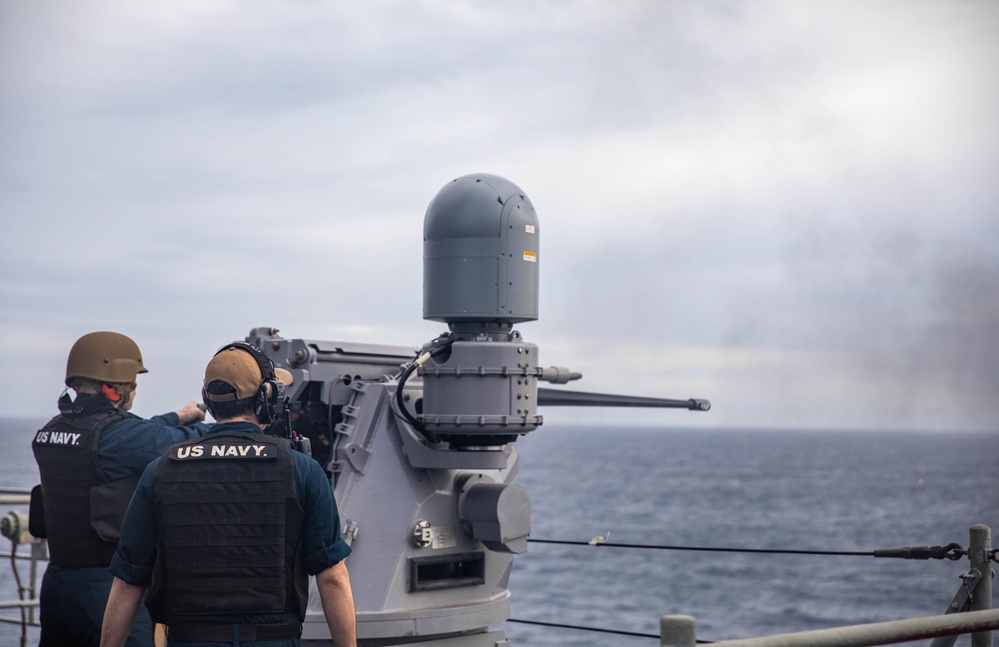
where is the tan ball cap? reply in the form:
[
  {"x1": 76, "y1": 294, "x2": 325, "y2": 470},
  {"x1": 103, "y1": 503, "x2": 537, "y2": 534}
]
[{"x1": 203, "y1": 346, "x2": 294, "y2": 403}]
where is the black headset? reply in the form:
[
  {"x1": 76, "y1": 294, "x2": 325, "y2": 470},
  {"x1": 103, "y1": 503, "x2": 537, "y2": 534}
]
[{"x1": 206, "y1": 342, "x2": 287, "y2": 424}]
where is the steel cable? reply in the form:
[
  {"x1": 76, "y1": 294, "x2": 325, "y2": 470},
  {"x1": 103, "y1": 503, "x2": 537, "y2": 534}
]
[
  {"x1": 507, "y1": 617, "x2": 714, "y2": 643},
  {"x1": 528, "y1": 537, "x2": 872, "y2": 556},
  {"x1": 528, "y1": 538, "x2": 967, "y2": 559}
]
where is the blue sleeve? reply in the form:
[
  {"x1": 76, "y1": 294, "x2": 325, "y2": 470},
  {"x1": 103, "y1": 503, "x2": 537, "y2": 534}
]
[
  {"x1": 96, "y1": 414, "x2": 212, "y2": 482},
  {"x1": 108, "y1": 460, "x2": 159, "y2": 586},
  {"x1": 296, "y1": 454, "x2": 351, "y2": 575}
]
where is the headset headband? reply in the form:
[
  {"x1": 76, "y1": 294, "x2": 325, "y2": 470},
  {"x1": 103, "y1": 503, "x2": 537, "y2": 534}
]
[{"x1": 214, "y1": 342, "x2": 278, "y2": 383}]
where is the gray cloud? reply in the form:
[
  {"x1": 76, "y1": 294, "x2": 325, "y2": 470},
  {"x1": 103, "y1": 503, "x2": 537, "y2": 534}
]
[{"x1": 2, "y1": 0, "x2": 997, "y2": 432}]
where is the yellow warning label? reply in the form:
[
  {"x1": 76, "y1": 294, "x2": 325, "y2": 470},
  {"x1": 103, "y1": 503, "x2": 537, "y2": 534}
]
[{"x1": 523, "y1": 251, "x2": 537, "y2": 262}]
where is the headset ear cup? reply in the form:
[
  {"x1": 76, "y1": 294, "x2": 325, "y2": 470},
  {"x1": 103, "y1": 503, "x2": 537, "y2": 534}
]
[
  {"x1": 272, "y1": 380, "x2": 286, "y2": 420},
  {"x1": 100, "y1": 383, "x2": 121, "y2": 403},
  {"x1": 254, "y1": 380, "x2": 285, "y2": 424},
  {"x1": 255, "y1": 382, "x2": 271, "y2": 424}
]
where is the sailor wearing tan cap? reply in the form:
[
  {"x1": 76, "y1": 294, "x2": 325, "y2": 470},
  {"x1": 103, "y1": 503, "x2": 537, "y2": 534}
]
[
  {"x1": 31, "y1": 331, "x2": 210, "y2": 647},
  {"x1": 101, "y1": 342, "x2": 356, "y2": 647}
]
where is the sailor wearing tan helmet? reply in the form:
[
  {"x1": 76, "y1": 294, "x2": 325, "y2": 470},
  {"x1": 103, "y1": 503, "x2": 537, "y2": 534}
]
[{"x1": 31, "y1": 331, "x2": 211, "y2": 647}]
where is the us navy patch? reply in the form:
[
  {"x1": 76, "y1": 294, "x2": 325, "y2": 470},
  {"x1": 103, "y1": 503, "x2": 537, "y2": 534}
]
[
  {"x1": 33, "y1": 430, "x2": 81, "y2": 446},
  {"x1": 170, "y1": 443, "x2": 275, "y2": 460}
]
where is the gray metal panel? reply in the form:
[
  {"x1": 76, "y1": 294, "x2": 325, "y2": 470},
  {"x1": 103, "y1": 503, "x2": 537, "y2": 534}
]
[
  {"x1": 306, "y1": 340, "x2": 417, "y2": 362},
  {"x1": 424, "y1": 256, "x2": 500, "y2": 318},
  {"x1": 426, "y1": 237, "x2": 503, "y2": 258},
  {"x1": 498, "y1": 195, "x2": 538, "y2": 321}
]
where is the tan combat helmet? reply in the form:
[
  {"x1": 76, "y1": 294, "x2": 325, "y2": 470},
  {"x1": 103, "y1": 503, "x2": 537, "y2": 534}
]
[{"x1": 65, "y1": 331, "x2": 149, "y2": 386}]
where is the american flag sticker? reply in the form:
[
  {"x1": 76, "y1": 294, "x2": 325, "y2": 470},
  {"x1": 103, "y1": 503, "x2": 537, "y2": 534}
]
[
  {"x1": 525, "y1": 224, "x2": 536, "y2": 234},
  {"x1": 523, "y1": 251, "x2": 537, "y2": 262}
]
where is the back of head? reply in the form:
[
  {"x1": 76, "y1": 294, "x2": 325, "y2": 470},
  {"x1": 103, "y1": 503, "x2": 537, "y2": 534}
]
[
  {"x1": 202, "y1": 343, "x2": 293, "y2": 424},
  {"x1": 66, "y1": 331, "x2": 148, "y2": 387}
]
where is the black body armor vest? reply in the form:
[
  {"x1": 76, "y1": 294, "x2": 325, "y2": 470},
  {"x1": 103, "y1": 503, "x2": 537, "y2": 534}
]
[
  {"x1": 146, "y1": 431, "x2": 307, "y2": 621},
  {"x1": 31, "y1": 395, "x2": 136, "y2": 568}
]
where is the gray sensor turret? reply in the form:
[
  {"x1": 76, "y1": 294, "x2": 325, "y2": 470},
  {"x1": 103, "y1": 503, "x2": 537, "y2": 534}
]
[
  {"x1": 419, "y1": 174, "x2": 542, "y2": 441},
  {"x1": 423, "y1": 173, "x2": 539, "y2": 326}
]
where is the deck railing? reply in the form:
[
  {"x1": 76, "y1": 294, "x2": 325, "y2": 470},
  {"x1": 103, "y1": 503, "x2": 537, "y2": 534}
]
[
  {"x1": 663, "y1": 609, "x2": 999, "y2": 647},
  {"x1": 1, "y1": 488, "x2": 43, "y2": 647},
  {"x1": 662, "y1": 525, "x2": 995, "y2": 647}
]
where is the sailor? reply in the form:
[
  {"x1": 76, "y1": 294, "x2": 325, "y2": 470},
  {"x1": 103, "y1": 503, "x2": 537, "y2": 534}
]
[
  {"x1": 31, "y1": 331, "x2": 210, "y2": 647},
  {"x1": 101, "y1": 342, "x2": 356, "y2": 647}
]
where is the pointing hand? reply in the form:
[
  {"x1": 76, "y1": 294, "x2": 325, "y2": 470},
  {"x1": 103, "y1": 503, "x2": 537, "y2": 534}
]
[{"x1": 175, "y1": 401, "x2": 207, "y2": 424}]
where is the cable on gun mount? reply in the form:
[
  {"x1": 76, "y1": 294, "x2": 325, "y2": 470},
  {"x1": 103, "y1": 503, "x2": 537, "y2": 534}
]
[{"x1": 391, "y1": 336, "x2": 454, "y2": 441}]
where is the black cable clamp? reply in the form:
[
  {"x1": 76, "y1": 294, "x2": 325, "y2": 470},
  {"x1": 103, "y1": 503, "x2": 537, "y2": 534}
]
[{"x1": 873, "y1": 542, "x2": 965, "y2": 561}]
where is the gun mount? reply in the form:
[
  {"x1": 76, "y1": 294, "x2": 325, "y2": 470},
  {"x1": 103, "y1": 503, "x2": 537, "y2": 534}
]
[{"x1": 247, "y1": 173, "x2": 710, "y2": 646}]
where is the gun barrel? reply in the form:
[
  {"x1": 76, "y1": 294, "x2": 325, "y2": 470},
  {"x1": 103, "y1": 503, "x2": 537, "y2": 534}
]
[{"x1": 537, "y1": 388, "x2": 710, "y2": 410}]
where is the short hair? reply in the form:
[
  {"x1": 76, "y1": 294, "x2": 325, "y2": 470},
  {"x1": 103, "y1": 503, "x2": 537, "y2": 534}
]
[
  {"x1": 67, "y1": 377, "x2": 103, "y2": 391},
  {"x1": 67, "y1": 377, "x2": 135, "y2": 403},
  {"x1": 204, "y1": 380, "x2": 257, "y2": 421}
]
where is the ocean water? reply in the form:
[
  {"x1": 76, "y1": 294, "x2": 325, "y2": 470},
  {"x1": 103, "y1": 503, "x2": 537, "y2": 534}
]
[
  {"x1": 502, "y1": 425, "x2": 999, "y2": 646},
  {"x1": 0, "y1": 418, "x2": 996, "y2": 646}
]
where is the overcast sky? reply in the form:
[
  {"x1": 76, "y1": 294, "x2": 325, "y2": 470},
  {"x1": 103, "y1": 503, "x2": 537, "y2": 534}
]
[{"x1": 2, "y1": 1, "x2": 997, "y2": 433}]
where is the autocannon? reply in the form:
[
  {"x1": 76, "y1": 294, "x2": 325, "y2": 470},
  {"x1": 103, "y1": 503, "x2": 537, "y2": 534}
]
[{"x1": 248, "y1": 174, "x2": 709, "y2": 646}]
